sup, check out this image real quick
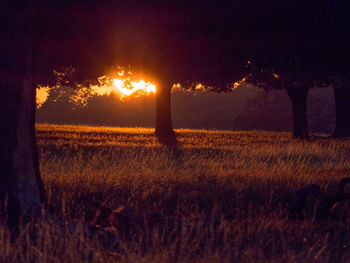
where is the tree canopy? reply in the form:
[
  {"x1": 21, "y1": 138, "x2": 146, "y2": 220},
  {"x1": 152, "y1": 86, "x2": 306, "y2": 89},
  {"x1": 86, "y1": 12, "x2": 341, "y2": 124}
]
[
  {"x1": 30, "y1": 1, "x2": 263, "y2": 88},
  {"x1": 28, "y1": 1, "x2": 348, "y2": 92}
]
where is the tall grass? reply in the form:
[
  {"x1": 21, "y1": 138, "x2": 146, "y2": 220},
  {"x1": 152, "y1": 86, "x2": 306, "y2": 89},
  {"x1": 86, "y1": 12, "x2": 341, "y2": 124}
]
[{"x1": 1, "y1": 123, "x2": 350, "y2": 262}]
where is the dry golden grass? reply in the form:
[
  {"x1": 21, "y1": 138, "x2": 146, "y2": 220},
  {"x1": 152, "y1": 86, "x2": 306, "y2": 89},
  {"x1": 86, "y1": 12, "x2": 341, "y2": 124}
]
[{"x1": 1, "y1": 123, "x2": 350, "y2": 262}]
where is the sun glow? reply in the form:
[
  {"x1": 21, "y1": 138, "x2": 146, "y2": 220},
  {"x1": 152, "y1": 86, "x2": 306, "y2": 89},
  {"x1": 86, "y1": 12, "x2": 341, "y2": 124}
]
[
  {"x1": 233, "y1": 77, "x2": 246, "y2": 89},
  {"x1": 92, "y1": 72, "x2": 156, "y2": 100},
  {"x1": 36, "y1": 86, "x2": 50, "y2": 108},
  {"x1": 112, "y1": 79, "x2": 156, "y2": 98},
  {"x1": 35, "y1": 70, "x2": 157, "y2": 109}
]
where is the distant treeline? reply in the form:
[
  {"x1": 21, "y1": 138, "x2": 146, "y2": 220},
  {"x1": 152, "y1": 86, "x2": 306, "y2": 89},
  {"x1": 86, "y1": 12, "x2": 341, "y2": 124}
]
[{"x1": 37, "y1": 86, "x2": 334, "y2": 133}]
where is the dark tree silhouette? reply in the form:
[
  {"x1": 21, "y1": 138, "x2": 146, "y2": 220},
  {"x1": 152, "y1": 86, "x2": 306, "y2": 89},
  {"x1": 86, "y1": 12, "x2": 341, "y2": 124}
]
[
  {"x1": 1, "y1": 1, "x2": 45, "y2": 229},
  {"x1": 327, "y1": 2, "x2": 350, "y2": 138},
  {"x1": 155, "y1": 79, "x2": 176, "y2": 144},
  {"x1": 246, "y1": 57, "x2": 316, "y2": 139},
  {"x1": 161, "y1": 1, "x2": 344, "y2": 139},
  {"x1": 286, "y1": 85, "x2": 311, "y2": 139},
  {"x1": 239, "y1": 1, "x2": 346, "y2": 139},
  {"x1": 333, "y1": 73, "x2": 350, "y2": 138},
  {"x1": 34, "y1": 1, "x2": 180, "y2": 144}
]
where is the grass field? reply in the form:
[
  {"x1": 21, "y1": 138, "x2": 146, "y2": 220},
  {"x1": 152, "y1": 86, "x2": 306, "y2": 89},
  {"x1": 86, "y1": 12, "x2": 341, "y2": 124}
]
[{"x1": 2, "y1": 123, "x2": 350, "y2": 262}]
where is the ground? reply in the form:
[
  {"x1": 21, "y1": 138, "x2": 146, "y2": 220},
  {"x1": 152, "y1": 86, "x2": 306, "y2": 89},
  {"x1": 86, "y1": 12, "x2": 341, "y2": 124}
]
[{"x1": 1, "y1": 124, "x2": 350, "y2": 262}]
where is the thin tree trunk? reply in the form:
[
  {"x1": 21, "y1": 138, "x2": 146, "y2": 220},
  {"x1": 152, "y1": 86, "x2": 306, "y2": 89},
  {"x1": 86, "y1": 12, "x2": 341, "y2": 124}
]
[
  {"x1": 286, "y1": 85, "x2": 310, "y2": 139},
  {"x1": 0, "y1": 2, "x2": 45, "y2": 229},
  {"x1": 155, "y1": 81, "x2": 177, "y2": 145},
  {"x1": 333, "y1": 76, "x2": 350, "y2": 138}
]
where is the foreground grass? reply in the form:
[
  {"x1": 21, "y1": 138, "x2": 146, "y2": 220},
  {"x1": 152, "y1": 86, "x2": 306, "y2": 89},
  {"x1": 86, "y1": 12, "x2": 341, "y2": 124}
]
[{"x1": 2, "y1": 123, "x2": 350, "y2": 262}]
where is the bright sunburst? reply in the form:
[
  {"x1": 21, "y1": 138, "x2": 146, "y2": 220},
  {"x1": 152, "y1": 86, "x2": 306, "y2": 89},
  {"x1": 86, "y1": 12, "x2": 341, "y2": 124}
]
[{"x1": 92, "y1": 71, "x2": 156, "y2": 99}]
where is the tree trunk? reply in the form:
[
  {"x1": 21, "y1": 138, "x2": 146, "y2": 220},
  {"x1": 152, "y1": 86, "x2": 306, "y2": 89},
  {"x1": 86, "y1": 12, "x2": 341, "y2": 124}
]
[
  {"x1": 0, "y1": 2, "x2": 45, "y2": 229},
  {"x1": 332, "y1": 76, "x2": 350, "y2": 138},
  {"x1": 286, "y1": 85, "x2": 310, "y2": 139},
  {"x1": 155, "y1": 81, "x2": 177, "y2": 145}
]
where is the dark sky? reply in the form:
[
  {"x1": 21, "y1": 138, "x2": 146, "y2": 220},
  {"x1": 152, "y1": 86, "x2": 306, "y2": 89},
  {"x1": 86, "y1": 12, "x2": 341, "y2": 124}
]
[{"x1": 34, "y1": 0, "x2": 349, "y2": 88}]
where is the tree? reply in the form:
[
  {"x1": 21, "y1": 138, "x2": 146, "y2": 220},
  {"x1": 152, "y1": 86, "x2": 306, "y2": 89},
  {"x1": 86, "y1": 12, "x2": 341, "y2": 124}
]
[
  {"x1": 34, "y1": 0, "x2": 262, "y2": 144},
  {"x1": 155, "y1": 79, "x2": 177, "y2": 144},
  {"x1": 1, "y1": 1, "x2": 45, "y2": 229},
  {"x1": 160, "y1": 1, "x2": 343, "y2": 140},
  {"x1": 33, "y1": 1, "x2": 179, "y2": 144},
  {"x1": 238, "y1": 2, "x2": 336, "y2": 139},
  {"x1": 326, "y1": 2, "x2": 350, "y2": 138},
  {"x1": 246, "y1": 52, "x2": 324, "y2": 139},
  {"x1": 333, "y1": 73, "x2": 350, "y2": 138}
]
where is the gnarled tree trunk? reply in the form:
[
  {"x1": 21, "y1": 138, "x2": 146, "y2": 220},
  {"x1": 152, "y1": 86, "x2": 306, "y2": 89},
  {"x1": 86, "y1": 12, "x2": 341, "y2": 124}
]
[
  {"x1": 333, "y1": 75, "x2": 350, "y2": 138},
  {"x1": 155, "y1": 81, "x2": 176, "y2": 145},
  {"x1": 285, "y1": 85, "x2": 310, "y2": 139},
  {"x1": 0, "y1": 2, "x2": 45, "y2": 229}
]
